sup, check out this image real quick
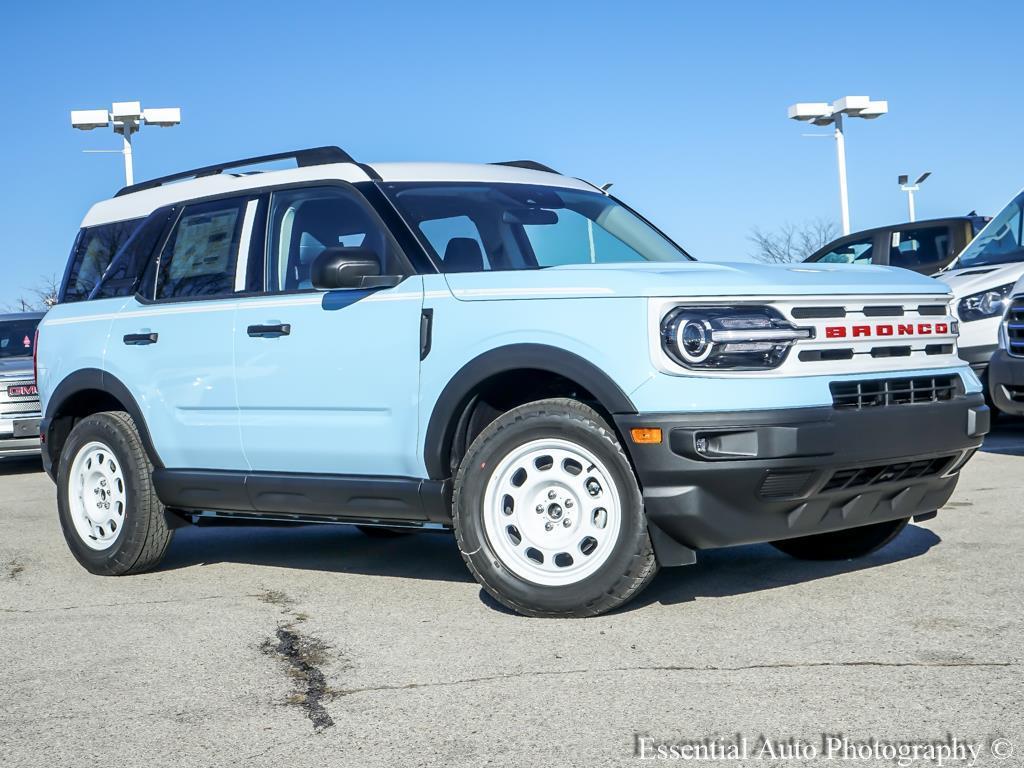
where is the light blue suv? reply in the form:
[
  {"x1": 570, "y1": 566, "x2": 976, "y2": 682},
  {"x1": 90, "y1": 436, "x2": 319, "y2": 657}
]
[{"x1": 37, "y1": 147, "x2": 989, "y2": 616}]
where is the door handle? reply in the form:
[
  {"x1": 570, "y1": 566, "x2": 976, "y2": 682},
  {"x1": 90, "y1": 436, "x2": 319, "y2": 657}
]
[
  {"x1": 123, "y1": 332, "x2": 158, "y2": 345},
  {"x1": 247, "y1": 323, "x2": 291, "y2": 338}
]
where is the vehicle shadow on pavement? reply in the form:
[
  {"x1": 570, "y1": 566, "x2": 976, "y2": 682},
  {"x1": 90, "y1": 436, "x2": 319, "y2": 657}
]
[
  {"x1": 159, "y1": 523, "x2": 474, "y2": 583},
  {"x1": 0, "y1": 457, "x2": 43, "y2": 476},
  {"x1": 980, "y1": 417, "x2": 1024, "y2": 456},
  {"x1": 158, "y1": 519, "x2": 942, "y2": 610},
  {"x1": 631, "y1": 523, "x2": 941, "y2": 611}
]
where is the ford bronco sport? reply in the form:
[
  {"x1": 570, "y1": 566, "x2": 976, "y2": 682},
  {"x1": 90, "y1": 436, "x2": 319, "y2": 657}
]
[{"x1": 37, "y1": 146, "x2": 989, "y2": 617}]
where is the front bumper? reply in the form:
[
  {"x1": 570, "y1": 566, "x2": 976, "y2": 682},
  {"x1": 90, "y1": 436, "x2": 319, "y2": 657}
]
[
  {"x1": 0, "y1": 415, "x2": 41, "y2": 459},
  {"x1": 615, "y1": 395, "x2": 988, "y2": 551},
  {"x1": 988, "y1": 350, "x2": 1024, "y2": 416},
  {"x1": 0, "y1": 435, "x2": 42, "y2": 458}
]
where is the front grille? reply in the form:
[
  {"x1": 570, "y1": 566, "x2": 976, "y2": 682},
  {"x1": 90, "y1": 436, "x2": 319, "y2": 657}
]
[
  {"x1": 0, "y1": 378, "x2": 40, "y2": 418},
  {"x1": 783, "y1": 299, "x2": 957, "y2": 371},
  {"x1": 1, "y1": 401, "x2": 40, "y2": 417},
  {"x1": 830, "y1": 375, "x2": 960, "y2": 409},
  {"x1": 822, "y1": 456, "x2": 955, "y2": 493},
  {"x1": 1006, "y1": 298, "x2": 1024, "y2": 358}
]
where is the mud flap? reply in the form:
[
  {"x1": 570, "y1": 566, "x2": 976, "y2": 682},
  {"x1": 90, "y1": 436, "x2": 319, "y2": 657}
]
[{"x1": 647, "y1": 520, "x2": 697, "y2": 567}]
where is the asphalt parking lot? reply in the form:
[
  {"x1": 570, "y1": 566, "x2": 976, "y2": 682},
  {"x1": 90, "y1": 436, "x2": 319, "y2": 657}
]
[{"x1": 2, "y1": 425, "x2": 1022, "y2": 768}]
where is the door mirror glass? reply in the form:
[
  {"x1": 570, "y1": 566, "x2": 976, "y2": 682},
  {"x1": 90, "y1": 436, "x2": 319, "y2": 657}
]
[{"x1": 311, "y1": 246, "x2": 388, "y2": 289}]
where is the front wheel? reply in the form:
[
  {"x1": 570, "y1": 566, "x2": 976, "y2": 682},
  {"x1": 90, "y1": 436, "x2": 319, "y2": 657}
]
[
  {"x1": 770, "y1": 518, "x2": 909, "y2": 561},
  {"x1": 453, "y1": 399, "x2": 657, "y2": 618}
]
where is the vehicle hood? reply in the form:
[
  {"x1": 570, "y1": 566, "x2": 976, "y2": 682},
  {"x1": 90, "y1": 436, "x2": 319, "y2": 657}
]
[
  {"x1": 0, "y1": 357, "x2": 34, "y2": 379},
  {"x1": 935, "y1": 261, "x2": 1024, "y2": 298},
  {"x1": 444, "y1": 261, "x2": 951, "y2": 300}
]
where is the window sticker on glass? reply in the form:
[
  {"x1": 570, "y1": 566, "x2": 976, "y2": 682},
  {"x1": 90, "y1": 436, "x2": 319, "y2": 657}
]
[{"x1": 169, "y1": 210, "x2": 239, "y2": 280}]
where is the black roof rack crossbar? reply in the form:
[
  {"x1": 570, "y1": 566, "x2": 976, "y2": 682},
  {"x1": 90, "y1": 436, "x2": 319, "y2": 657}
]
[
  {"x1": 115, "y1": 145, "x2": 356, "y2": 197},
  {"x1": 491, "y1": 160, "x2": 561, "y2": 175}
]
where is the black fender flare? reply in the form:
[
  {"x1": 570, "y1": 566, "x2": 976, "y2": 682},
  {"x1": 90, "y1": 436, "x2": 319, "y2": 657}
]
[
  {"x1": 43, "y1": 368, "x2": 163, "y2": 470},
  {"x1": 423, "y1": 343, "x2": 637, "y2": 479}
]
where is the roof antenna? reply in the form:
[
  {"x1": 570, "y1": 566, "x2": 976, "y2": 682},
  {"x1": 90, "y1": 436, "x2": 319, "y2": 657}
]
[{"x1": 600, "y1": 182, "x2": 614, "y2": 192}]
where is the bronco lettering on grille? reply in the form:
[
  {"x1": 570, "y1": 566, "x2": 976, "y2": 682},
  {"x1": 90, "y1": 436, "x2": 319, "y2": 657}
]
[{"x1": 825, "y1": 323, "x2": 949, "y2": 339}]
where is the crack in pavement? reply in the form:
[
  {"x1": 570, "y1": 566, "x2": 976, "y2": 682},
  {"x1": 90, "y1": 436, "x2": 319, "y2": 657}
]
[
  {"x1": 330, "y1": 659, "x2": 1016, "y2": 698},
  {"x1": 0, "y1": 594, "x2": 240, "y2": 613}
]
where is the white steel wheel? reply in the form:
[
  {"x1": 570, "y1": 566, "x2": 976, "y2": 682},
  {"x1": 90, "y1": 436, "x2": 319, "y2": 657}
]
[
  {"x1": 482, "y1": 438, "x2": 622, "y2": 587},
  {"x1": 67, "y1": 440, "x2": 128, "y2": 551}
]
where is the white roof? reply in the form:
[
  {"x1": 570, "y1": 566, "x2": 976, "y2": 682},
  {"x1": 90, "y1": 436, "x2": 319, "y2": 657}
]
[{"x1": 80, "y1": 161, "x2": 594, "y2": 227}]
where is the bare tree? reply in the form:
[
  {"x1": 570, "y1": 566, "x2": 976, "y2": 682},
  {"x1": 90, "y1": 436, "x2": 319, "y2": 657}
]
[
  {"x1": 5, "y1": 274, "x2": 60, "y2": 313},
  {"x1": 749, "y1": 219, "x2": 838, "y2": 264}
]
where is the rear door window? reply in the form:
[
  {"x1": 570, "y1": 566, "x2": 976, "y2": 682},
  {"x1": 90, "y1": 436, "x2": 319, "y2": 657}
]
[
  {"x1": 62, "y1": 219, "x2": 143, "y2": 302},
  {"x1": 153, "y1": 198, "x2": 249, "y2": 300},
  {"x1": 888, "y1": 226, "x2": 950, "y2": 271}
]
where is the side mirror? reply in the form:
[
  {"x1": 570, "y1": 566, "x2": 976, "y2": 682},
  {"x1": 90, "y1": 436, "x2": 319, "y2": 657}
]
[{"x1": 311, "y1": 246, "x2": 388, "y2": 290}]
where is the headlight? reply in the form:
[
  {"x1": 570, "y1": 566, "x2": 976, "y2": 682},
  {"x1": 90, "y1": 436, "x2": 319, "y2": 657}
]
[
  {"x1": 958, "y1": 283, "x2": 1014, "y2": 322},
  {"x1": 661, "y1": 306, "x2": 812, "y2": 370}
]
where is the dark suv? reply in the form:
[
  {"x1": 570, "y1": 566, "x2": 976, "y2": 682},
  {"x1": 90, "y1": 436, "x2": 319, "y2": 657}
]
[{"x1": 804, "y1": 216, "x2": 989, "y2": 275}]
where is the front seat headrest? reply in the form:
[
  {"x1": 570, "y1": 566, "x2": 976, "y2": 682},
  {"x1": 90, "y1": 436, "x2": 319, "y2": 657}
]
[{"x1": 443, "y1": 237, "x2": 484, "y2": 273}]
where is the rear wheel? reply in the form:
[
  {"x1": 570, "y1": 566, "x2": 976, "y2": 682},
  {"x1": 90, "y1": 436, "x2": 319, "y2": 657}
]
[
  {"x1": 453, "y1": 398, "x2": 657, "y2": 618},
  {"x1": 770, "y1": 518, "x2": 909, "y2": 561},
  {"x1": 57, "y1": 411, "x2": 172, "y2": 575}
]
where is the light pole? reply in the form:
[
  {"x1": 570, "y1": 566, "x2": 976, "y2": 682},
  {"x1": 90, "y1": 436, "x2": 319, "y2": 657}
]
[
  {"x1": 898, "y1": 172, "x2": 931, "y2": 222},
  {"x1": 787, "y1": 96, "x2": 888, "y2": 235},
  {"x1": 70, "y1": 101, "x2": 181, "y2": 186}
]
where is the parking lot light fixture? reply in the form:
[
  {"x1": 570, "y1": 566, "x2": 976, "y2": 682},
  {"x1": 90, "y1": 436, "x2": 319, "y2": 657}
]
[
  {"x1": 898, "y1": 172, "x2": 931, "y2": 222},
  {"x1": 787, "y1": 96, "x2": 888, "y2": 235},
  {"x1": 70, "y1": 101, "x2": 181, "y2": 186}
]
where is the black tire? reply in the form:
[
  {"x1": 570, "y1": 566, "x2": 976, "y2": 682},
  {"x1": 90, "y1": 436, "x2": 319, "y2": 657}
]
[
  {"x1": 356, "y1": 525, "x2": 412, "y2": 538},
  {"x1": 56, "y1": 411, "x2": 173, "y2": 575},
  {"x1": 453, "y1": 398, "x2": 657, "y2": 618},
  {"x1": 770, "y1": 517, "x2": 910, "y2": 561}
]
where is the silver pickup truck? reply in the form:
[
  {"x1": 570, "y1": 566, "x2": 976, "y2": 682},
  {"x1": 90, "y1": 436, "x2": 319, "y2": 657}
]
[{"x1": 0, "y1": 312, "x2": 44, "y2": 459}]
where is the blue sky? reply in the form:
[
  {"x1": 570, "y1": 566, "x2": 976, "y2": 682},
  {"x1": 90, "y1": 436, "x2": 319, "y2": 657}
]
[{"x1": 1, "y1": 0, "x2": 1021, "y2": 307}]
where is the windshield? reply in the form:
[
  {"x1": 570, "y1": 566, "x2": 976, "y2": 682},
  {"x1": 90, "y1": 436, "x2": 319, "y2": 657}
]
[
  {"x1": 382, "y1": 182, "x2": 692, "y2": 272},
  {"x1": 955, "y1": 191, "x2": 1024, "y2": 269},
  {"x1": 0, "y1": 318, "x2": 39, "y2": 359}
]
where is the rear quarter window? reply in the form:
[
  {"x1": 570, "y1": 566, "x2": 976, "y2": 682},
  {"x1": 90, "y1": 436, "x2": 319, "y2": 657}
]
[{"x1": 61, "y1": 219, "x2": 143, "y2": 302}]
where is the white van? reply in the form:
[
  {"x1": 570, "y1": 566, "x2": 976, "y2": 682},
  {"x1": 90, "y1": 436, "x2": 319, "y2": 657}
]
[{"x1": 937, "y1": 187, "x2": 1024, "y2": 403}]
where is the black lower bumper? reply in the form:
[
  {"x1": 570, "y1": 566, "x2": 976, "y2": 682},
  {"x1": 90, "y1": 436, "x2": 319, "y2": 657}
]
[
  {"x1": 988, "y1": 350, "x2": 1024, "y2": 416},
  {"x1": 615, "y1": 395, "x2": 988, "y2": 551}
]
